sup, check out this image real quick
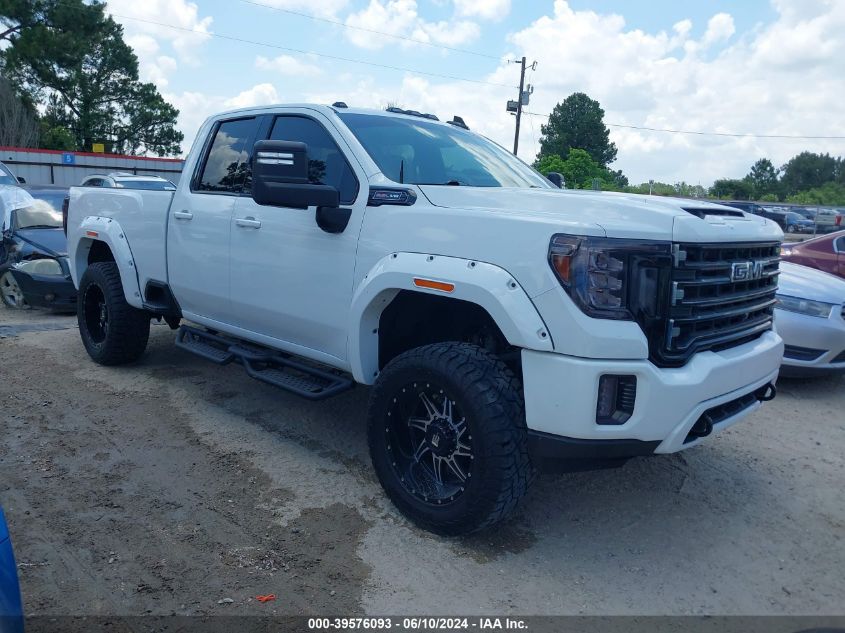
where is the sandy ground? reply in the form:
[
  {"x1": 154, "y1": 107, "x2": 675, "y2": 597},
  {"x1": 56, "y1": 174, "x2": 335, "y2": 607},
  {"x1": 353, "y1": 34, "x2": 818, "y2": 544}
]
[{"x1": 0, "y1": 306, "x2": 843, "y2": 616}]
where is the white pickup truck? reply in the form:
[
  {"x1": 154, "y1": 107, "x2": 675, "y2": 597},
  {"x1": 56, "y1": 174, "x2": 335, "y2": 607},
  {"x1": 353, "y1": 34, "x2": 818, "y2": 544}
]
[{"x1": 66, "y1": 104, "x2": 784, "y2": 535}]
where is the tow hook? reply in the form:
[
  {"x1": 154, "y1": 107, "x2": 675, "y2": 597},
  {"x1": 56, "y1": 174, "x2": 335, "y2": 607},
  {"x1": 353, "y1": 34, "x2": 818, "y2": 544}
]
[{"x1": 755, "y1": 382, "x2": 777, "y2": 402}]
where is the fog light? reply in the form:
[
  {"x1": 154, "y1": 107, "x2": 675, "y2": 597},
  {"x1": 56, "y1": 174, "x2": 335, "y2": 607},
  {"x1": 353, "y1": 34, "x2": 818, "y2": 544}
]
[{"x1": 596, "y1": 374, "x2": 637, "y2": 425}]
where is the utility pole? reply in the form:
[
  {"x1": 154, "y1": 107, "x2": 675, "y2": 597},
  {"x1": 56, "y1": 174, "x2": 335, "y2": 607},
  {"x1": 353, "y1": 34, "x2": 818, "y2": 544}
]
[{"x1": 513, "y1": 56, "x2": 526, "y2": 156}]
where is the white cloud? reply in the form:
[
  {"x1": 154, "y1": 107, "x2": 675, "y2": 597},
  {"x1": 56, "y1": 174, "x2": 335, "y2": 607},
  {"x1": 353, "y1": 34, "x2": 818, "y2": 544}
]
[
  {"x1": 345, "y1": 0, "x2": 480, "y2": 50},
  {"x1": 702, "y1": 13, "x2": 735, "y2": 47},
  {"x1": 107, "y1": 0, "x2": 212, "y2": 64},
  {"x1": 224, "y1": 83, "x2": 281, "y2": 109},
  {"x1": 252, "y1": 0, "x2": 349, "y2": 18},
  {"x1": 256, "y1": 54, "x2": 323, "y2": 76},
  {"x1": 143, "y1": 55, "x2": 178, "y2": 87},
  {"x1": 165, "y1": 83, "x2": 281, "y2": 155},
  {"x1": 453, "y1": 0, "x2": 510, "y2": 21},
  {"x1": 390, "y1": 0, "x2": 845, "y2": 186}
]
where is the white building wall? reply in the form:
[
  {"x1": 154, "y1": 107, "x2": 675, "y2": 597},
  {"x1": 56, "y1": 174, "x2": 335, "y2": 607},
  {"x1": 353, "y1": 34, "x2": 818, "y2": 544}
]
[{"x1": 0, "y1": 147, "x2": 184, "y2": 186}]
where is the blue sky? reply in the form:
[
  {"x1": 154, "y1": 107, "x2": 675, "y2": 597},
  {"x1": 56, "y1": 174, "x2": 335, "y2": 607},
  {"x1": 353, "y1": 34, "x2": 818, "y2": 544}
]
[{"x1": 106, "y1": 0, "x2": 844, "y2": 186}]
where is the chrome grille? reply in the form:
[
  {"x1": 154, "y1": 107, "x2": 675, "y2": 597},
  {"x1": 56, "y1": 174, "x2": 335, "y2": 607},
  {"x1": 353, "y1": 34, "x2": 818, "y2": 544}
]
[{"x1": 659, "y1": 242, "x2": 780, "y2": 366}]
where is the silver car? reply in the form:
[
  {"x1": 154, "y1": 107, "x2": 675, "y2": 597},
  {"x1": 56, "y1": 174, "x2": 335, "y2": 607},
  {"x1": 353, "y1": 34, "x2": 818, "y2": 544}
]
[{"x1": 776, "y1": 262, "x2": 845, "y2": 376}]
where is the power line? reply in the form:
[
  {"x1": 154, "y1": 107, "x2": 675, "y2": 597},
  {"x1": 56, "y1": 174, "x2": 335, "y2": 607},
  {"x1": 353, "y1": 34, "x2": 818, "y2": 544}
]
[
  {"x1": 523, "y1": 112, "x2": 845, "y2": 140},
  {"x1": 239, "y1": 0, "x2": 504, "y2": 61}
]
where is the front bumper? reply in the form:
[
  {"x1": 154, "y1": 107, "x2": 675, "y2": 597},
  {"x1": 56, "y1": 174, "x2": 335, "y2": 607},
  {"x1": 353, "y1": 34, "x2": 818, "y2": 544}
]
[
  {"x1": 522, "y1": 330, "x2": 783, "y2": 456},
  {"x1": 776, "y1": 307, "x2": 845, "y2": 377},
  {"x1": 10, "y1": 270, "x2": 76, "y2": 310}
]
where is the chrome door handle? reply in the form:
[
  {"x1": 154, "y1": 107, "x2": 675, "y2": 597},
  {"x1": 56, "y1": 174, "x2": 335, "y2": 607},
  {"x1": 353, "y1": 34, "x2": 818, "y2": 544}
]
[
  {"x1": 173, "y1": 210, "x2": 193, "y2": 220},
  {"x1": 235, "y1": 217, "x2": 261, "y2": 229}
]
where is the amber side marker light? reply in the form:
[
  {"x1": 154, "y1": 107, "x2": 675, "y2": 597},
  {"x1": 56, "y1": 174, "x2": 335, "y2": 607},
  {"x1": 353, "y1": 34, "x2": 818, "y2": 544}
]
[
  {"x1": 551, "y1": 253, "x2": 572, "y2": 284},
  {"x1": 413, "y1": 278, "x2": 455, "y2": 293},
  {"x1": 86, "y1": 230, "x2": 99, "y2": 238}
]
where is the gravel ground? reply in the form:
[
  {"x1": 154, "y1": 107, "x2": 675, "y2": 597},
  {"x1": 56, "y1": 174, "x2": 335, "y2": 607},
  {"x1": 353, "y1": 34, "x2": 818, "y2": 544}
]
[{"x1": 1, "y1": 307, "x2": 843, "y2": 616}]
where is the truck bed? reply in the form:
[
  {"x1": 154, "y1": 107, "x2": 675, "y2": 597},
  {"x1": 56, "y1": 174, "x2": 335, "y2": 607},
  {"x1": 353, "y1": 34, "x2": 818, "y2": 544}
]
[{"x1": 67, "y1": 187, "x2": 175, "y2": 295}]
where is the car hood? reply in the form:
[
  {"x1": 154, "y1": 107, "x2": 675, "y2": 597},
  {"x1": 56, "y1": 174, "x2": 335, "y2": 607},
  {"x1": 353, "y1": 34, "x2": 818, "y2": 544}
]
[
  {"x1": 778, "y1": 262, "x2": 845, "y2": 303},
  {"x1": 417, "y1": 186, "x2": 784, "y2": 243},
  {"x1": 13, "y1": 227, "x2": 68, "y2": 257}
]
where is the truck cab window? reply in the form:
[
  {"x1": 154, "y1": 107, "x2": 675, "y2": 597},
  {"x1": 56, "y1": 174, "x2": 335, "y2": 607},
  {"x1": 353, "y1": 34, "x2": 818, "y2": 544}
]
[
  {"x1": 197, "y1": 117, "x2": 259, "y2": 193},
  {"x1": 268, "y1": 116, "x2": 359, "y2": 205}
]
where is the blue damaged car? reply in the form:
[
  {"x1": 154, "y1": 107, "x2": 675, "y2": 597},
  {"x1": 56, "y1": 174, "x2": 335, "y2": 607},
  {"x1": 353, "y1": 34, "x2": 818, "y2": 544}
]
[{"x1": 0, "y1": 507, "x2": 23, "y2": 633}]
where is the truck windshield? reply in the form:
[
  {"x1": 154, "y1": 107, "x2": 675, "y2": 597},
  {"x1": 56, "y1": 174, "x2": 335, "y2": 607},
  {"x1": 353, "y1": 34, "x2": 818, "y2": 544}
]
[{"x1": 338, "y1": 113, "x2": 551, "y2": 188}]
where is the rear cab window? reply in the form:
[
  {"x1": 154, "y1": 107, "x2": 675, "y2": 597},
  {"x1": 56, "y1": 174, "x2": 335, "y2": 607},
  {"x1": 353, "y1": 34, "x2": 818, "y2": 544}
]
[{"x1": 194, "y1": 117, "x2": 261, "y2": 194}]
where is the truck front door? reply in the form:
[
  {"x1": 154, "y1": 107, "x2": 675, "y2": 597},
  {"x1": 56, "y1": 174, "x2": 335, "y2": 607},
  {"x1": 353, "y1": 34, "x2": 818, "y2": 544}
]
[{"x1": 228, "y1": 111, "x2": 366, "y2": 364}]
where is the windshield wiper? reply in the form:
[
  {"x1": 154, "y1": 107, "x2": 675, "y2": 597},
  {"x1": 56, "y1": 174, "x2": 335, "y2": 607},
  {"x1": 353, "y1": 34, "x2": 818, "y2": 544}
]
[
  {"x1": 19, "y1": 224, "x2": 61, "y2": 229},
  {"x1": 416, "y1": 180, "x2": 463, "y2": 186}
]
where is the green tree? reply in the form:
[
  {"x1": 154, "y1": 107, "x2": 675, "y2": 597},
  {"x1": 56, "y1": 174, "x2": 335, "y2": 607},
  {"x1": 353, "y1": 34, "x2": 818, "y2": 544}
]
[
  {"x1": 746, "y1": 158, "x2": 779, "y2": 199},
  {"x1": 534, "y1": 154, "x2": 569, "y2": 178},
  {"x1": 534, "y1": 150, "x2": 622, "y2": 190},
  {"x1": 786, "y1": 182, "x2": 845, "y2": 206},
  {"x1": 538, "y1": 92, "x2": 617, "y2": 167},
  {"x1": 0, "y1": 0, "x2": 183, "y2": 155},
  {"x1": 710, "y1": 178, "x2": 753, "y2": 200},
  {"x1": 780, "y1": 152, "x2": 837, "y2": 196}
]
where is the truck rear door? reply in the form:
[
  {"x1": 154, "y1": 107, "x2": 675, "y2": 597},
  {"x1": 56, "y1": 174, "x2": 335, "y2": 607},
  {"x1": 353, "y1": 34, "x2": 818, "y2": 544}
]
[{"x1": 168, "y1": 116, "x2": 262, "y2": 323}]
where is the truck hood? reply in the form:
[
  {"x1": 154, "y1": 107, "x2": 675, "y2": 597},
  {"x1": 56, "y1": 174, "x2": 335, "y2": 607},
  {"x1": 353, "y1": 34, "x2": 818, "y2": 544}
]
[
  {"x1": 14, "y1": 227, "x2": 68, "y2": 257},
  {"x1": 778, "y1": 262, "x2": 845, "y2": 304},
  {"x1": 417, "y1": 186, "x2": 784, "y2": 243}
]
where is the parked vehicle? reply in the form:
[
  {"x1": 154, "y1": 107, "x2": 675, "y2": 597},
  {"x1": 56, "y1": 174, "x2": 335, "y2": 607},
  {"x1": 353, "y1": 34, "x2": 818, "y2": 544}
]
[
  {"x1": 813, "y1": 209, "x2": 844, "y2": 233},
  {"x1": 720, "y1": 200, "x2": 767, "y2": 215},
  {"x1": 66, "y1": 104, "x2": 784, "y2": 535},
  {"x1": 0, "y1": 161, "x2": 23, "y2": 186},
  {"x1": 1, "y1": 185, "x2": 75, "y2": 311},
  {"x1": 780, "y1": 232, "x2": 845, "y2": 280},
  {"x1": 0, "y1": 507, "x2": 24, "y2": 633},
  {"x1": 80, "y1": 172, "x2": 176, "y2": 191},
  {"x1": 776, "y1": 262, "x2": 845, "y2": 376},
  {"x1": 783, "y1": 211, "x2": 815, "y2": 233}
]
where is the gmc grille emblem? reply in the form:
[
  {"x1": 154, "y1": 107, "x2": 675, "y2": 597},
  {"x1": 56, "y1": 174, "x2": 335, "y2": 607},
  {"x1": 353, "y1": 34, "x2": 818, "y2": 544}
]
[{"x1": 731, "y1": 261, "x2": 764, "y2": 282}]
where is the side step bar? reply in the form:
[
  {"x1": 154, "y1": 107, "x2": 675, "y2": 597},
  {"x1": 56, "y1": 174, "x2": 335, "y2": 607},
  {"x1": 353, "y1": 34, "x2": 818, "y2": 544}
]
[{"x1": 175, "y1": 325, "x2": 354, "y2": 400}]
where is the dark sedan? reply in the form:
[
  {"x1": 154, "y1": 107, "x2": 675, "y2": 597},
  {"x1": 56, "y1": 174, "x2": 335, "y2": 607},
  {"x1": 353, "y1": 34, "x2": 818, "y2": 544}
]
[
  {"x1": 0, "y1": 184, "x2": 75, "y2": 311},
  {"x1": 780, "y1": 232, "x2": 845, "y2": 280}
]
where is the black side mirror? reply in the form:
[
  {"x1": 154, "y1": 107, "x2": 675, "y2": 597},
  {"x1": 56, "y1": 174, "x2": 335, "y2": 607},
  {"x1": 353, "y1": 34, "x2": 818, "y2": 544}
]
[
  {"x1": 545, "y1": 172, "x2": 564, "y2": 189},
  {"x1": 252, "y1": 140, "x2": 339, "y2": 209},
  {"x1": 16, "y1": 176, "x2": 26, "y2": 184}
]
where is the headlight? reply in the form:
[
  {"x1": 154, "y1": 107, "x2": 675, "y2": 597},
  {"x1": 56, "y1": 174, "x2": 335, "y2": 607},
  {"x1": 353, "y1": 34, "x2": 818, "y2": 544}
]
[
  {"x1": 548, "y1": 235, "x2": 672, "y2": 320},
  {"x1": 776, "y1": 294, "x2": 834, "y2": 318},
  {"x1": 14, "y1": 258, "x2": 64, "y2": 276}
]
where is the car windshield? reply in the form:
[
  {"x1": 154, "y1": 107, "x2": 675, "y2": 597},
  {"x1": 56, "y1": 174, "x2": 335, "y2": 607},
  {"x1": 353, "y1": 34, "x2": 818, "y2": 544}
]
[
  {"x1": 338, "y1": 112, "x2": 551, "y2": 188},
  {"x1": 116, "y1": 179, "x2": 176, "y2": 191},
  {"x1": 27, "y1": 191, "x2": 67, "y2": 213},
  {"x1": 785, "y1": 212, "x2": 805, "y2": 221},
  {"x1": 0, "y1": 162, "x2": 15, "y2": 185},
  {"x1": 13, "y1": 199, "x2": 63, "y2": 229}
]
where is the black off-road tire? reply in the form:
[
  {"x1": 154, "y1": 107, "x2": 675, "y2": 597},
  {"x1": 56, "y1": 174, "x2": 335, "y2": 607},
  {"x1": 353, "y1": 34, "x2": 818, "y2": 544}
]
[
  {"x1": 368, "y1": 342, "x2": 532, "y2": 536},
  {"x1": 77, "y1": 262, "x2": 150, "y2": 365}
]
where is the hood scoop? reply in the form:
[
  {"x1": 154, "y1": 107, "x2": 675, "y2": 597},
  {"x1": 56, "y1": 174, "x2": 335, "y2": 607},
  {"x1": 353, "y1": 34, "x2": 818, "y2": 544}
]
[{"x1": 683, "y1": 207, "x2": 745, "y2": 219}]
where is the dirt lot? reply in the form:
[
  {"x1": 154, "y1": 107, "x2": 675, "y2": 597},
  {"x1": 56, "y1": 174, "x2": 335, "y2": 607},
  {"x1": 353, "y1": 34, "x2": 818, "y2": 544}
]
[{"x1": 1, "y1": 307, "x2": 843, "y2": 616}]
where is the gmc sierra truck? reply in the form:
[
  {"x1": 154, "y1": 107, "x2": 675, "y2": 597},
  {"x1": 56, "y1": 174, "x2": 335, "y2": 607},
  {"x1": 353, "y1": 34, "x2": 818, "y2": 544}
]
[{"x1": 66, "y1": 104, "x2": 784, "y2": 535}]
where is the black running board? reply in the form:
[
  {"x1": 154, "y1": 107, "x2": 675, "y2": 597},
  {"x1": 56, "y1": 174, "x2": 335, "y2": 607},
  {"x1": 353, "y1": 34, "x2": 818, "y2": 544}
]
[{"x1": 175, "y1": 325, "x2": 354, "y2": 400}]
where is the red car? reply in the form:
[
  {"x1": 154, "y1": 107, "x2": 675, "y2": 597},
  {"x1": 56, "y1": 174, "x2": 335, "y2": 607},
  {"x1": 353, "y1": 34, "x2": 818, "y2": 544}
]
[{"x1": 780, "y1": 232, "x2": 845, "y2": 279}]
